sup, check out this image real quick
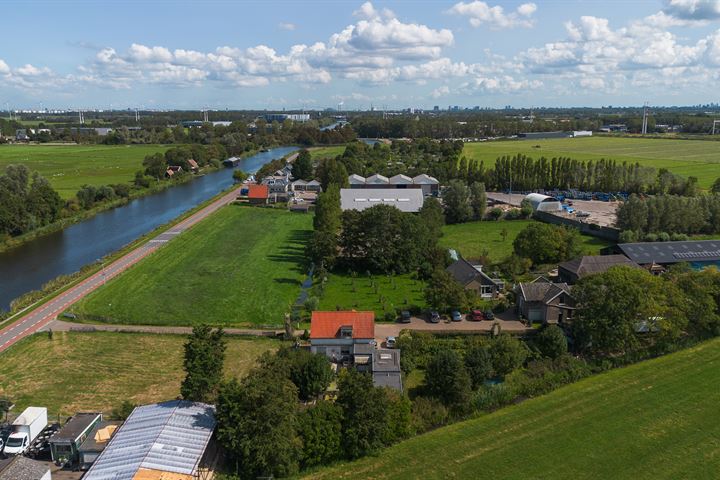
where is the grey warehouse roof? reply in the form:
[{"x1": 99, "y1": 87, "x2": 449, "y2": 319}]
[
  {"x1": 616, "y1": 240, "x2": 720, "y2": 264},
  {"x1": 0, "y1": 456, "x2": 50, "y2": 480},
  {"x1": 83, "y1": 400, "x2": 216, "y2": 480},
  {"x1": 340, "y1": 188, "x2": 424, "y2": 212}
]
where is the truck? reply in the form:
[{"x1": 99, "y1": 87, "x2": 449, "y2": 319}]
[{"x1": 3, "y1": 407, "x2": 47, "y2": 455}]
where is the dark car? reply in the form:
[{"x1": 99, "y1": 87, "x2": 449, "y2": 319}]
[
  {"x1": 429, "y1": 311, "x2": 441, "y2": 323},
  {"x1": 470, "y1": 310, "x2": 484, "y2": 321},
  {"x1": 483, "y1": 310, "x2": 495, "y2": 320},
  {"x1": 400, "y1": 310, "x2": 412, "y2": 323},
  {"x1": 451, "y1": 310, "x2": 462, "y2": 322}
]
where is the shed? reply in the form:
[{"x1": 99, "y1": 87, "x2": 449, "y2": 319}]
[
  {"x1": 50, "y1": 412, "x2": 103, "y2": 464},
  {"x1": 524, "y1": 193, "x2": 562, "y2": 212},
  {"x1": 83, "y1": 400, "x2": 216, "y2": 480},
  {"x1": 558, "y1": 255, "x2": 639, "y2": 284},
  {"x1": 78, "y1": 420, "x2": 122, "y2": 470},
  {"x1": 411, "y1": 174, "x2": 440, "y2": 195},
  {"x1": 305, "y1": 179, "x2": 322, "y2": 192},
  {"x1": 0, "y1": 456, "x2": 50, "y2": 480}
]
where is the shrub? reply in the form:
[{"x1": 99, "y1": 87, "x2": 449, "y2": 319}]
[
  {"x1": 618, "y1": 230, "x2": 638, "y2": 243},
  {"x1": 657, "y1": 232, "x2": 671, "y2": 242},
  {"x1": 534, "y1": 324, "x2": 568, "y2": 359},
  {"x1": 488, "y1": 207, "x2": 503, "y2": 220},
  {"x1": 411, "y1": 397, "x2": 448, "y2": 433},
  {"x1": 670, "y1": 233, "x2": 689, "y2": 241},
  {"x1": 644, "y1": 233, "x2": 658, "y2": 242},
  {"x1": 505, "y1": 208, "x2": 523, "y2": 220},
  {"x1": 472, "y1": 384, "x2": 515, "y2": 412}
]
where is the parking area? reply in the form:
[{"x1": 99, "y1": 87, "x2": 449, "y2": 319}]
[
  {"x1": 375, "y1": 310, "x2": 530, "y2": 341},
  {"x1": 487, "y1": 192, "x2": 619, "y2": 227}
]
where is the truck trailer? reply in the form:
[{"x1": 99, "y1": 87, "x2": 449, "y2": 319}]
[{"x1": 4, "y1": 407, "x2": 48, "y2": 455}]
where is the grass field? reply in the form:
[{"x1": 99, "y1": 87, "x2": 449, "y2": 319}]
[
  {"x1": 309, "y1": 146, "x2": 346, "y2": 159},
  {"x1": 463, "y1": 137, "x2": 720, "y2": 188},
  {"x1": 304, "y1": 338, "x2": 720, "y2": 480},
  {"x1": 0, "y1": 331, "x2": 278, "y2": 417},
  {"x1": 75, "y1": 206, "x2": 313, "y2": 327},
  {"x1": 318, "y1": 273, "x2": 426, "y2": 319},
  {"x1": 439, "y1": 219, "x2": 611, "y2": 262},
  {"x1": 0, "y1": 144, "x2": 169, "y2": 198}
]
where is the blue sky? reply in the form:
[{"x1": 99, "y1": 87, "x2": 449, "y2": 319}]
[{"x1": 2, "y1": 0, "x2": 720, "y2": 110}]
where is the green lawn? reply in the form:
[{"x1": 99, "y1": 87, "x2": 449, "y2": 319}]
[
  {"x1": 463, "y1": 137, "x2": 720, "y2": 188},
  {"x1": 309, "y1": 146, "x2": 346, "y2": 159},
  {"x1": 0, "y1": 144, "x2": 170, "y2": 198},
  {"x1": 75, "y1": 206, "x2": 313, "y2": 327},
  {"x1": 0, "y1": 331, "x2": 279, "y2": 417},
  {"x1": 318, "y1": 273, "x2": 426, "y2": 319},
  {"x1": 439, "y1": 219, "x2": 611, "y2": 263},
  {"x1": 304, "y1": 337, "x2": 720, "y2": 480}
]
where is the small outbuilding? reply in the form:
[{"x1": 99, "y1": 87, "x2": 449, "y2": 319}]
[
  {"x1": 412, "y1": 174, "x2": 440, "y2": 195},
  {"x1": 558, "y1": 255, "x2": 639, "y2": 284},
  {"x1": 78, "y1": 421, "x2": 122, "y2": 470},
  {"x1": 305, "y1": 179, "x2": 322, "y2": 192},
  {"x1": 49, "y1": 412, "x2": 103, "y2": 465},
  {"x1": 446, "y1": 258, "x2": 503, "y2": 298},
  {"x1": 0, "y1": 456, "x2": 50, "y2": 480},
  {"x1": 524, "y1": 193, "x2": 562, "y2": 212}
]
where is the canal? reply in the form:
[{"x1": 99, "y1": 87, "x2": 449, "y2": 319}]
[{"x1": 0, "y1": 146, "x2": 298, "y2": 311}]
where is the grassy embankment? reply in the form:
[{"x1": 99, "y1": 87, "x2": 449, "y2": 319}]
[
  {"x1": 75, "y1": 206, "x2": 313, "y2": 328},
  {"x1": 463, "y1": 136, "x2": 720, "y2": 189},
  {"x1": 0, "y1": 331, "x2": 279, "y2": 416},
  {"x1": 308, "y1": 146, "x2": 346, "y2": 160},
  {"x1": 439, "y1": 219, "x2": 611, "y2": 263},
  {"x1": 304, "y1": 337, "x2": 720, "y2": 479},
  {"x1": 0, "y1": 144, "x2": 171, "y2": 198}
]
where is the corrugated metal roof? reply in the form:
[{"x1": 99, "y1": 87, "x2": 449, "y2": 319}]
[
  {"x1": 340, "y1": 188, "x2": 424, "y2": 213},
  {"x1": 83, "y1": 400, "x2": 215, "y2": 480},
  {"x1": 617, "y1": 240, "x2": 720, "y2": 264}
]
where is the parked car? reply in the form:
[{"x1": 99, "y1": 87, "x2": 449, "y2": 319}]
[
  {"x1": 386, "y1": 336, "x2": 396, "y2": 348},
  {"x1": 399, "y1": 310, "x2": 412, "y2": 323},
  {"x1": 429, "y1": 311, "x2": 441, "y2": 323},
  {"x1": 470, "y1": 310, "x2": 484, "y2": 321},
  {"x1": 483, "y1": 310, "x2": 495, "y2": 320},
  {"x1": 451, "y1": 310, "x2": 462, "y2": 322},
  {"x1": 576, "y1": 211, "x2": 590, "y2": 218}
]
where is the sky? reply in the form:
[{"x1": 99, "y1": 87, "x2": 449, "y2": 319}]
[{"x1": 2, "y1": 0, "x2": 720, "y2": 110}]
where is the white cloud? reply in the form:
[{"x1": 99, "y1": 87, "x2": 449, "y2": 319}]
[
  {"x1": 663, "y1": 0, "x2": 720, "y2": 21},
  {"x1": 278, "y1": 22, "x2": 296, "y2": 31},
  {"x1": 447, "y1": 1, "x2": 537, "y2": 29},
  {"x1": 0, "y1": 59, "x2": 10, "y2": 75},
  {"x1": 431, "y1": 85, "x2": 450, "y2": 98}
]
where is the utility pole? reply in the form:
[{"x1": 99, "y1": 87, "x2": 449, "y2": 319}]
[{"x1": 641, "y1": 102, "x2": 649, "y2": 135}]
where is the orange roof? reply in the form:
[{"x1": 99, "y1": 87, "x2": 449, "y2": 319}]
[
  {"x1": 247, "y1": 184, "x2": 269, "y2": 199},
  {"x1": 187, "y1": 159, "x2": 199, "y2": 169},
  {"x1": 310, "y1": 311, "x2": 375, "y2": 339}
]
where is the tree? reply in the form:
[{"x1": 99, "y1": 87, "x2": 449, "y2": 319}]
[
  {"x1": 76, "y1": 185, "x2": 97, "y2": 209},
  {"x1": 616, "y1": 194, "x2": 648, "y2": 233},
  {"x1": 142, "y1": 152, "x2": 167, "y2": 179},
  {"x1": 469, "y1": 182, "x2": 487, "y2": 220},
  {"x1": 534, "y1": 324, "x2": 568, "y2": 359},
  {"x1": 443, "y1": 180, "x2": 472, "y2": 224},
  {"x1": 232, "y1": 169, "x2": 248, "y2": 183},
  {"x1": 292, "y1": 149, "x2": 314, "y2": 180},
  {"x1": 316, "y1": 157, "x2": 349, "y2": 191},
  {"x1": 425, "y1": 349, "x2": 472, "y2": 408},
  {"x1": 270, "y1": 347, "x2": 333, "y2": 401},
  {"x1": 419, "y1": 197, "x2": 445, "y2": 239},
  {"x1": 382, "y1": 387, "x2": 413, "y2": 444},
  {"x1": 664, "y1": 266, "x2": 720, "y2": 339},
  {"x1": 488, "y1": 334, "x2": 527, "y2": 377},
  {"x1": 336, "y1": 369, "x2": 389, "y2": 459},
  {"x1": 425, "y1": 269, "x2": 470, "y2": 313},
  {"x1": 513, "y1": 223, "x2": 582, "y2": 265},
  {"x1": 216, "y1": 370, "x2": 301, "y2": 478},
  {"x1": 464, "y1": 344, "x2": 494, "y2": 388},
  {"x1": 180, "y1": 325, "x2": 227, "y2": 403},
  {"x1": 309, "y1": 184, "x2": 342, "y2": 267},
  {"x1": 713, "y1": 177, "x2": 720, "y2": 194},
  {"x1": 298, "y1": 401, "x2": 342, "y2": 468},
  {"x1": 572, "y1": 266, "x2": 687, "y2": 357}
]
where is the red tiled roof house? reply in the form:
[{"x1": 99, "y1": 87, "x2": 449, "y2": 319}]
[
  {"x1": 310, "y1": 311, "x2": 375, "y2": 359},
  {"x1": 246, "y1": 184, "x2": 270, "y2": 205}
]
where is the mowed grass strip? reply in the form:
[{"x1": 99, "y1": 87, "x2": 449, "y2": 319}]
[
  {"x1": 75, "y1": 206, "x2": 313, "y2": 327},
  {"x1": 439, "y1": 219, "x2": 611, "y2": 263},
  {"x1": 463, "y1": 137, "x2": 720, "y2": 188},
  {"x1": 0, "y1": 331, "x2": 279, "y2": 417},
  {"x1": 304, "y1": 338, "x2": 720, "y2": 480},
  {"x1": 0, "y1": 144, "x2": 170, "y2": 198},
  {"x1": 309, "y1": 146, "x2": 346, "y2": 159},
  {"x1": 318, "y1": 273, "x2": 426, "y2": 318}
]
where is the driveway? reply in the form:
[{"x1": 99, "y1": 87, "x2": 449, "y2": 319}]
[{"x1": 375, "y1": 314, "x2": 530, "y2": 342}]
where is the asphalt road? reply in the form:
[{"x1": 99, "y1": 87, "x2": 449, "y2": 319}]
[{"x1": 0, "y1": 186, "x2": 243, "y2": 354}]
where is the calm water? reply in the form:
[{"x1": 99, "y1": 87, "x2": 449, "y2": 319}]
[{"x1": 0, "y1": 146, "x2": 297, "y2": 310}]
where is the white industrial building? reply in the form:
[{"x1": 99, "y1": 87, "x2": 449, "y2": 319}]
[
  {"x1": 347, "y1": 173, "x2": 439, "y2": 195},
  {"x1": 525, "y1": 193, "x2": 562, "y2": 212},
  {"x1": 340, "y1": 188, "x2": 424, "y2": 213}
]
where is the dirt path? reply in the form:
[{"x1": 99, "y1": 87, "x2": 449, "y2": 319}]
[{"x1": 44, "y1": 320, "x2": 283, "y2": 337}]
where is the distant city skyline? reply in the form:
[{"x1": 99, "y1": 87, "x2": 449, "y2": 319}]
[{"x1": 2, "y1": 0, "x2": 720, "y2": 109}]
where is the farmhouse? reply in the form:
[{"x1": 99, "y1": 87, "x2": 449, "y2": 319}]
[
  {"x1": 340, "y1": 188, "x2": 424, "y2": 213},
  {"x1": 609, "y1": 240, "x2": 720, "y2": 270},
  {"x1": 310, "y1": 311, "x2": 375, "y2": 359},
  {"x1": 515, "y1": 278, "x2": 575, "y2": 325},
  {"x1": 558, "y1": 255, "x2": 639, "y2": 284},
  {"x1": 446, "y1": 258, "x2": 503, "y2": 299},
  {"x1": 524, "y1": 193, "x2": 562, "y2": 212},
  {"x1": 244, "y1": 184, "x2": 270, "y2": 205},
  {"x1": 49, "y1": 412, "x2": 103, "y2": 465},
  {"x1": 83, "y1": 400, "x2": 216, "y2": 480}
]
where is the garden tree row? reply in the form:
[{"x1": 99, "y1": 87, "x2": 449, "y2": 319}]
[
  {"x1": 572, "y1": 265, "x2": 720, "y2": 359},
  {"x1": 617, "y1": 193, "x2": 720, "y2": 236},
  {"x1": 472, "y1": 155, "x2": 698, "y2": 195},
  {"x1": 0, "y1": 164, "x2": 63, "y2": 238},
  {"x1": 216, "y1": 353, "x2": 411, "y2": 479},
  {"x1": 142, "y1": 144, "x2": 227, "y2": 179}
]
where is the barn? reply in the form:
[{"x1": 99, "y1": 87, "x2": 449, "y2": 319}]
[{"x1": 524, "y1": 193, "x2": 562, "y2": 212}]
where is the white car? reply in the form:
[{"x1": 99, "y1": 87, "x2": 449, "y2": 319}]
[{"x1": 386, "y1": 336, "x2": 396, "y2": 348}]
